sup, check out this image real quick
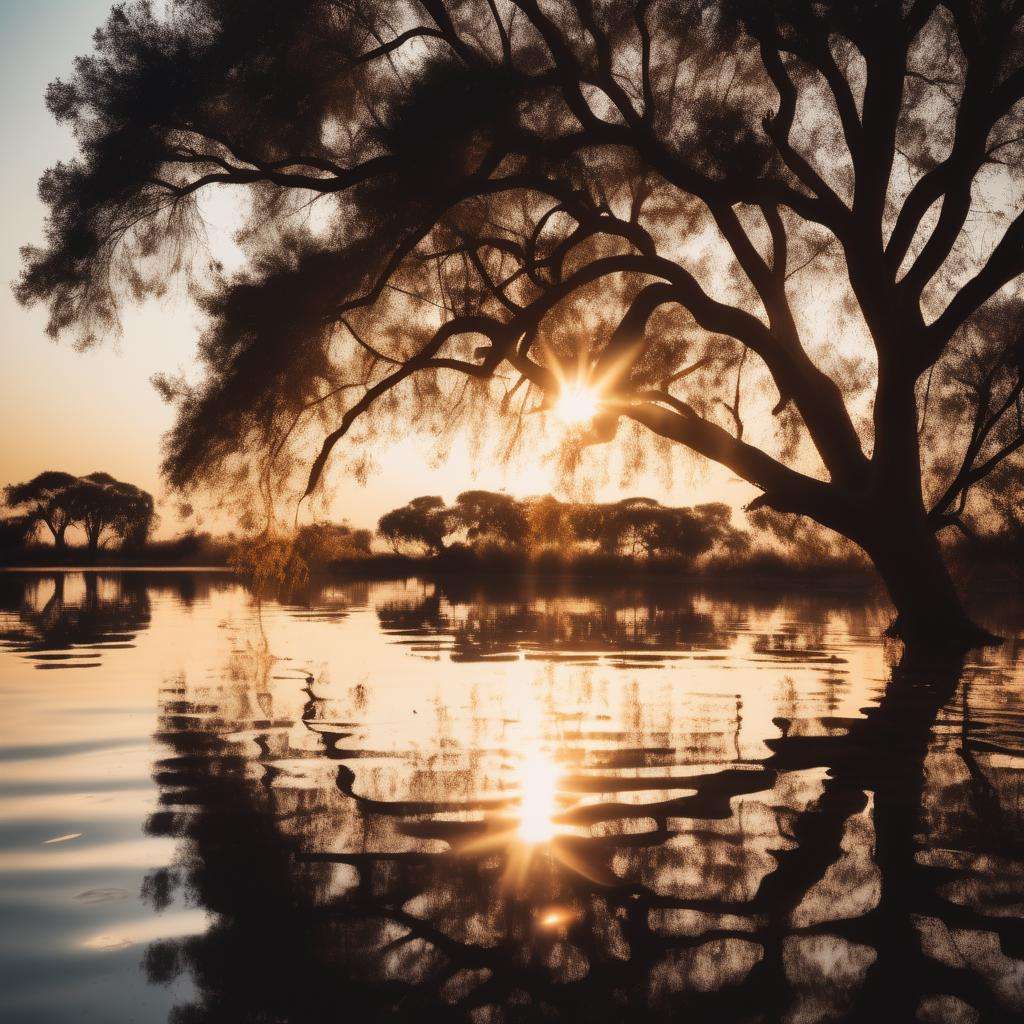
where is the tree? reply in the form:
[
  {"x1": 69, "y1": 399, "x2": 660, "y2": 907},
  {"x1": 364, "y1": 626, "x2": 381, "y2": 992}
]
[
  {"x1": 74, "y1": 473, "x2": 155, "y2": 553},
  {"x1": 17, "y1": 1, "x2": 1024, "y2": 649},
  {"x1": 645, "y1": 502, "x2": 750, "y2": 563},
  {"x1": 4, "y1": 471, "x2": 80, "y2": 550},
  {"x1": 0, "y1": 515, "x2": 38, "y2": 551},
  {"x1": 294, "y1": 522, "x2": 373, "y2": 564},
  {"x1": 609, "y1": 497, "x2": 666, "y2": 557},
  {"x1": 748, "y1": 504, "x2": 870, "y2": 567},
  {"x1": 377, "y1": 496, "x2": 451, "y2": 555},
  {"x1": 524, "y1": 495, "x2": 574, "y2": 549},
  {"x1": 452, "y1": 490, "x2": 527, "y2": 546},
  {"x1": 573, "y1": 497, "x2": 748, "y2": 563}
]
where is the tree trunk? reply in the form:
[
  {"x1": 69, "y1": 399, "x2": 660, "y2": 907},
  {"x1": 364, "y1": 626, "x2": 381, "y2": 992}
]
[
  {"x1": 52, "y1": 523, "x2": 67, "y2": 552},
  {"x1": 863, "y1": 516, "x2": 995, "y2": 654},
  {"x1": 856, "y1": 360, "x2": 997, "y2": 655}
]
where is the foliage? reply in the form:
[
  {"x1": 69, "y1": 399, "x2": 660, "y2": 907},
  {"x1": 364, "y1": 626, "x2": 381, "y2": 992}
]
[
  {"x1": 452, "y1": 490, "x2": 527, "y2": 546},
  {"x1": 4, "y1": 471, "x2": 80, "y2": 548},
  {"x1": 377, "y1": 496, "x2": 452, "y2": 554},
  {"x1": 4, "y1": 470, "x2": 153, "y2": 551},
  {"x1": 378, "y1": 491, "x2": 748, "y2": 565},
  {"x1": 294, "y1": 522, "x2": 372, "y2": 563},
  {"x1": 0, "y1": 515, "x2": 38, "y2": 550},
  {"x1": 522, "y1": 495, "x2": 575, "y2": 550},
  {"x1": 746, "y1": 506, "x2": 870, "y2": 568},
  {"x1": 572, "y1": 497, "x2": 749, "y2": 564},
  {"x1": 72, "y1": 472, "x2": 156, "y2": 551},
  {"x1": 229, "y1": 534, "x2": 308, "y2": 599},
  {"x1": 229, "y1": 521, "x2": 371, "y2": 597}
]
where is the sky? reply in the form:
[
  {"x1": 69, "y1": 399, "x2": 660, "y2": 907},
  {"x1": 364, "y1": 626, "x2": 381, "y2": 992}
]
[{"x1": 0, "y1": 0, "x2": 750, "y2": 536}]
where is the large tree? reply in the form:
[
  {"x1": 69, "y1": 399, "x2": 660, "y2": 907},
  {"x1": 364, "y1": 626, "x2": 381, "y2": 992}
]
[
  {"x1": 73, "y1": 472, "x2": 155, "y2": 553},
  {"x1": 4, "y1": 471, "x2": 81, "y2": 551},
  {"x1": 452, "y1": 489, "x2": 529, "y2": 545},
  {"x1": 378, "y1": 495, "x2": 452, "y2": 554},
  {"x1": 17, "y1": 0, "x2": 1024, "y2": 649}
]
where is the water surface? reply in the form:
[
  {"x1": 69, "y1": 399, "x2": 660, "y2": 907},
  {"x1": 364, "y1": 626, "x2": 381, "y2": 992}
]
[{"x1": 1, "y1": 571, "x2": 1022, "y2": 1022}]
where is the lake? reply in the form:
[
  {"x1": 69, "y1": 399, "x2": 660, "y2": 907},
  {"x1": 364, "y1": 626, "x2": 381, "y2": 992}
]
[{"x1": 1, "y1": 570, "x2": 1023, "y2": 1023}]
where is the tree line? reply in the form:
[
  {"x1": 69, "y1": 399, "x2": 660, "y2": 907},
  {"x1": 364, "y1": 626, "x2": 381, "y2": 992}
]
[
  {"x1": 377, "y1": 491, "x2": 749, "y2": 566},
  {"x1": 2, "y1": 471, "x2": 154, "y2": 553}
]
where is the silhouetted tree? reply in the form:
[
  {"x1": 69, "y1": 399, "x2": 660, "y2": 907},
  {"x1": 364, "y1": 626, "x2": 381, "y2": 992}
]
[
  {"x1": 18, "y1": 1, "x2": 1024, "y2": 648},
  {"x1": 452, "y1": 489, "x2": 527, "y2": 545},
  {"x1": 294, "y1": 521, "x2": 372, "y2": 562},
  {"x1": 524, "y1": 494, "x2": 574, "y2": 548},
  {"x1": 747, "y1": 503, "x2": 871, "y2": 568},
  {"x1": 575, "y1": 497, "x2": 747, "y2": 563},
  {"x1": 0, "y1": 515, "x2": 37, "y2": 550},
  {"x1": 4, "y1": 470, "x2": 154, "y2": 553},
  {"x1": 4, "y1": 471, "x2": 81, "y2": 550},
  {"x1": 377, "y1": 495, "x2": 451, "y2": 554},
  {"x1": 73, "y1": 472, "x2": 155, "y2": 553}
]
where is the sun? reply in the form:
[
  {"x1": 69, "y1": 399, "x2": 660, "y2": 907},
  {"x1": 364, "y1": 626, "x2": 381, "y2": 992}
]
[{"x1": 554, "y1": 382, "x2": 600, "y2": 426}]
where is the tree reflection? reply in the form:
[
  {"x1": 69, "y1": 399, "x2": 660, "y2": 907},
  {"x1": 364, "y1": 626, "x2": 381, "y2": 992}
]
[
  {"x1": 143, "y1": 586, "x2": 1024, "y2": 1022},
  {"x1": 0, "y1": 572, "x2": 151, "y2": 662}
]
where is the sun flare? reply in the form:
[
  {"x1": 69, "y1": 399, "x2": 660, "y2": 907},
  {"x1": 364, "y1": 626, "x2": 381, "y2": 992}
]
[{"x1": 554, "y1": 383, "x2": 600, "y2": 426}]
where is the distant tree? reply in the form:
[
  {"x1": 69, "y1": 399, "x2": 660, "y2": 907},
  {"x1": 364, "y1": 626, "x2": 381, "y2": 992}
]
[
  {"x1": 606, "y1": 498, "x2": 666, "y2": 557},
  {"x1": 452, "y1": 490, "x2": 527, "y2": 547},
  {"x1": 747, "y1": 505, "x2": 864, "y2": 566},
  {"x1": 294, "y1": 522, "x2": 372, "y2": 565},
  {"x1": 693, "y1": 503, "x2": 751, "y2": 558},
  {"x1": 573, "y1": 497, "x2": 748, "y2": 563},
  {"x1": 524, "y1": 496, "x2": 573, "y2": 549},
  {"x1": 377, "y1": 496, "x2": 451, "y2": 555},
  {"x1": 0, "y1": 515, "x2": 38, "y2": 550},
  {"x1": 648, "y1": 503, "x2": 749, "y2": 564},
  {"x1": 74, "y1": 473, "x2": 155, "y2": 553},
  {"x1": 4, "y1": 471, "x2": 80, "y2": 550}
]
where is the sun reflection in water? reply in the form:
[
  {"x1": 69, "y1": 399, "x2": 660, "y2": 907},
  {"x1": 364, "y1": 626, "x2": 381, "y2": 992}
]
[{"x1": 517, "y1": 753, "x2": 559, "y2": 845}]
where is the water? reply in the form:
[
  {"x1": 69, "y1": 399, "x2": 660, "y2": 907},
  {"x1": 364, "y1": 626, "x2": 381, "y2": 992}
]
[{"x1": 0, "y1": 570, "x2": 1022, "y2": 1023}]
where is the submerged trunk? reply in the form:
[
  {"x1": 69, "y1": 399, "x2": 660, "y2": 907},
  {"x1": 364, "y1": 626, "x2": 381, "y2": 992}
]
[{"x1": 862, "y1": 515, "x2": 994, "y2": 653}]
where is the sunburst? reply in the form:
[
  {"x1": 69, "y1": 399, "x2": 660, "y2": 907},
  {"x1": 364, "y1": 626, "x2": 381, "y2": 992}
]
[{"x1": 553, "y1": 382, "x2": 601, "y2": 426}]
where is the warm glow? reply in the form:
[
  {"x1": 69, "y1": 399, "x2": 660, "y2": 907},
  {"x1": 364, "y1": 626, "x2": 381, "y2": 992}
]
[
  {"x1": 554, "y1": 382, "x2": 600, "y2": 426},
  {"x1": 537, "y1": 907, "x2": 573, "y2": 929},
  {"x1": 517, "y1": 754, "x2": 559, "y2": 844}
]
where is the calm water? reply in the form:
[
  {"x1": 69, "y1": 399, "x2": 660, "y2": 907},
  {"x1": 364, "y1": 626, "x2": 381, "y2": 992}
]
[{"x1": 1, "y1": 571, "x2": 1023, "y2": 1023}]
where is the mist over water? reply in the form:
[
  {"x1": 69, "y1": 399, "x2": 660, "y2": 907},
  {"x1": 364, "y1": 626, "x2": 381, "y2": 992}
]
[{"x1": 1, "y1": 570, "x2": 1022, "y2": 1023}]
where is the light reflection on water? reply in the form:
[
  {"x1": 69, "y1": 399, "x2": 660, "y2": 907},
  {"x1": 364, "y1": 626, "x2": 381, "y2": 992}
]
[{"x1": 0, "y1": 570, "x2": 1023, "y2": 1022}]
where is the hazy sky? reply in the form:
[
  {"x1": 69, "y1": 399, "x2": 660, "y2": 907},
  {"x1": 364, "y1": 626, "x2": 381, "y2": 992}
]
[{"x1": 0, "y1": 0, "x2": 750, "y2": 535}]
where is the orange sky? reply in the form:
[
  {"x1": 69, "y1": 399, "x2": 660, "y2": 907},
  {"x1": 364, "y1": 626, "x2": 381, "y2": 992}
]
[{"x1": 0, "y1": 1, "x2": 752, "y2": 536}]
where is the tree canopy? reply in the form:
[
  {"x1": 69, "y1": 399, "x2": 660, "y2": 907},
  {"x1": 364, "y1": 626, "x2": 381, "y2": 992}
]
[
  {"x1": 378, "y1": 495, "x2": 452, "y2": 554},
  {"x1": 17, "y1": 0, "x2": 1024, "y2": 645},
  {"x1": 5, "y1": 471, "x2": 83, "y2": 550},
  {"x1": 4, "y1": 471, "x2": 154, "y2": 551},
  {"x1": 377, "y1": 490, "x2": 748, "y2": 563}
]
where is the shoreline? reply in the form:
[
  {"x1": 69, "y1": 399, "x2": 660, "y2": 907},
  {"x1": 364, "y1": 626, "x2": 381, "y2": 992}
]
[{"x1": 2, "y1": 561, "x2": 1016, "y2": 594}]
